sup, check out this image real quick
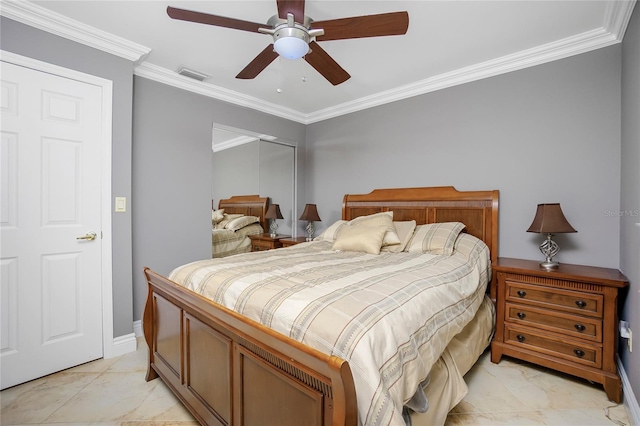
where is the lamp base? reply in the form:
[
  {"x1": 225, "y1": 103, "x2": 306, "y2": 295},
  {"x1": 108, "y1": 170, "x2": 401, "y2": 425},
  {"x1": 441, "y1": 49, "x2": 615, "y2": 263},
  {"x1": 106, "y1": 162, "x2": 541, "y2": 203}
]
[
  {"x1": 305, "y1": 221, "x2": 315, "y2": 242},
  {"x1": 539, "y1": 260, "x2": 559, "y2": 270},
  {"x1": 538, "y1": 234, "x2": 560, "y2": 271}
]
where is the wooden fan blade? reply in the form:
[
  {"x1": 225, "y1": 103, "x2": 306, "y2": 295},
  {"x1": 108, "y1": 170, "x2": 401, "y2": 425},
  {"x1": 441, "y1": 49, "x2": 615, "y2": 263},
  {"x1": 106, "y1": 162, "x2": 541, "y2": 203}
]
[
  {"x1": 277, "y1": 0, "x2": 305, "y2": 22},
  {"x1": 236, "y1": 45, "x2": 279, "y2": 79},
  {"x1": 314, "y1": 11, "x2": 409, "y2": 41},
  {"x1": 167, "y1": 6, "x2": 268, "y2": 33},
  {"x1": 304, "y1": 41, "x2": 350, "y2": 86}
]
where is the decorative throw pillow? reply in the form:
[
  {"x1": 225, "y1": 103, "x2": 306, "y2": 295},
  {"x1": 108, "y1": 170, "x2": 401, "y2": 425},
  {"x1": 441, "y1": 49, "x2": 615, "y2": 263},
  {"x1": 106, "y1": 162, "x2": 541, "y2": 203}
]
[
  {"x1": 332, "y1": 224, "x2": 388, "y2": 254},
  {"x1": 212, "y1": 209, "x2": 225, "y2": 223},
  {"x1": 225, "y1": 215, "x2": 259, "y2": 231},
  {"x1": 405, "y1": 222, "x2": 466, "y2": 255},
  {"x1": 380, "y1": 220, "x2": 417, "y2": 253},
  {"x1": 348, "y1": 211, "x2": 401, "y2": 247}
]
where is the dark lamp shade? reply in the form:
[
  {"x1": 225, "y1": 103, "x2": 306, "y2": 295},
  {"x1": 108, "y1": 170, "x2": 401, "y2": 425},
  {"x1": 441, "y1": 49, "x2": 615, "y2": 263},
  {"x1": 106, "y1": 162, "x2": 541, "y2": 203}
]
[
  {"x1": 299, "y1": 204, "x2": 321, "y2": 222},
  {"x1": 265, "y1": 204, "x2": 283, "y2": 220},
  {"x1": 527, "y1": 203, "x2": 577, "y2": 234}
]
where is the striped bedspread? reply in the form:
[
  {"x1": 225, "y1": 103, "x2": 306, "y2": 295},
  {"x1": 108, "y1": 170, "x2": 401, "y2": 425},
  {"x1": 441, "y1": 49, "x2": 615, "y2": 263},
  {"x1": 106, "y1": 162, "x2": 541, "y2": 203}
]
[
  {"x1": 212, "y1": 223, "x2": 262, "y2": 258},
  {"x1": 170, "y1": 233, "x2": 490, "y2": 426}
]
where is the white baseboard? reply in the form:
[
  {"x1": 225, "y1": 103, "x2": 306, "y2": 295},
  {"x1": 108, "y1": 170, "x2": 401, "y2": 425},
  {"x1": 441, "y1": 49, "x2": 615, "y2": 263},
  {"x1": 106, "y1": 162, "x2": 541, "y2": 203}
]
[
  {"x1": 618, "y1": 356, "x2": 640, "y2": 426},
  {"x1": 133, "y1": 320, "x2": 143, "y2": 337},
  {"x1": 104, "y1": 332, "x2": 137, "y2": 359}
]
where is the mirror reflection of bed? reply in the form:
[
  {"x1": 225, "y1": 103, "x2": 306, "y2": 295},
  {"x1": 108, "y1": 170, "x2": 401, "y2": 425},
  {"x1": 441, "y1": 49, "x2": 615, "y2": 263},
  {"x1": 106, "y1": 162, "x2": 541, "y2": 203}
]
[{"x1": 211, "y1": 125, "x2": 296, "y2": 257}]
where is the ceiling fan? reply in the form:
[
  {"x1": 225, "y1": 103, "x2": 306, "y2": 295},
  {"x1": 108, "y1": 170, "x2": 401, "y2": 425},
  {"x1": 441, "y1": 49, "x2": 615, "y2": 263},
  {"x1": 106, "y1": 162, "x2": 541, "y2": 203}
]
[{"x1": 167, "y1": 0, "x2": 409, "y2": 86}]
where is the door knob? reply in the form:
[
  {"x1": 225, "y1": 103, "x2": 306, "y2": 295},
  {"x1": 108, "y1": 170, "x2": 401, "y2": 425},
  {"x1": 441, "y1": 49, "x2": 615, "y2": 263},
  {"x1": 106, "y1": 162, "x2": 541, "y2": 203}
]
[{"x1": 76, "y1": 231, "x2": 97, "y2": 241}]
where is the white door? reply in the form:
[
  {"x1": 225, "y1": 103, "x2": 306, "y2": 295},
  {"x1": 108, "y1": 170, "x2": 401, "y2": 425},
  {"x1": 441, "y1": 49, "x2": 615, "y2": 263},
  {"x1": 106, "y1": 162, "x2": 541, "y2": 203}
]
[{"x1": 1, "y1": 61, "x2": 104, "y2": 389}]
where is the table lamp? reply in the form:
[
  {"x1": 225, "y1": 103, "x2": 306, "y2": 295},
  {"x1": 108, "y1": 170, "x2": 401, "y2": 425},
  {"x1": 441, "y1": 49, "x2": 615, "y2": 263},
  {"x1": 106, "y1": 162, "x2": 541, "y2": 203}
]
[
  {"x1": 299, "y1": 204, "x2": 321, "y2": 241},
  {"x1": 265, "y1": 204, "x2": 284, "y2": 237},
  {"x1": 527, "y1": 203, "x2": 577, "y2": 270}
]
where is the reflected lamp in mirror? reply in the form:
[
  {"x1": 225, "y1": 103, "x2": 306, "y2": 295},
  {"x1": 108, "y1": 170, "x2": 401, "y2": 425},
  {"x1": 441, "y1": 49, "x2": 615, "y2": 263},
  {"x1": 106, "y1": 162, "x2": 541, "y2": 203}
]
[
  {"x1": 265, "y1": 204, "x2": 284, "y2": 237},
  {"x1": 299, "y1": 204, "x2": 321, "y2": 241},
  {"x1": 526, "y1": 203, "x2": 577, "y2": 270}
]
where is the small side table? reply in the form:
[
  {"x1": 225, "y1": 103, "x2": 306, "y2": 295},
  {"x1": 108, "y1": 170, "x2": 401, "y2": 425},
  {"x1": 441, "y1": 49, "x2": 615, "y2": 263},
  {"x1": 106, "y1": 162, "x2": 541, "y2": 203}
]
[
  {"x1": 280, "y1": 236, "x2": 311, "y2": 248},
  {"x1": 248, "y1": 233, "x2": 290, "y2": 252},
  {"x1": 491, "y1": 257, "x2": 628, "y2": 402}
]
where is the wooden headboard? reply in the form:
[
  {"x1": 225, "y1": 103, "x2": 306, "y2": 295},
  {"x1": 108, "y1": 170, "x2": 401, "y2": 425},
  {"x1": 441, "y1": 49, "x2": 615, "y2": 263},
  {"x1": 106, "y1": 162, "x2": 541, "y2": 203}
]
[
  {"x1": 342, "y1": 186, "x2": 499, "y2": 262},
  {"x1": 217, "y1": 195, "x2": 269, "y2": 232}
]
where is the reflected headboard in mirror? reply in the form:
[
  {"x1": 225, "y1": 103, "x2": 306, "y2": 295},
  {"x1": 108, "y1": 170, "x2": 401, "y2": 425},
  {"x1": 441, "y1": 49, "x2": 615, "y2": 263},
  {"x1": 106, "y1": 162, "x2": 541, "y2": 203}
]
[{"x1": 217, "y1": 195, "x2": 269, "y2": 232}]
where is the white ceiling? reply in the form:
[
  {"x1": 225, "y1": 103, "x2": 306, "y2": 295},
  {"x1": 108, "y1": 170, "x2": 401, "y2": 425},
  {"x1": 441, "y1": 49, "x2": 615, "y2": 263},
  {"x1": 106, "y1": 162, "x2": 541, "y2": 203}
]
[{"x1": 3, "y1": 1, "x2": 636, "y2": 123}]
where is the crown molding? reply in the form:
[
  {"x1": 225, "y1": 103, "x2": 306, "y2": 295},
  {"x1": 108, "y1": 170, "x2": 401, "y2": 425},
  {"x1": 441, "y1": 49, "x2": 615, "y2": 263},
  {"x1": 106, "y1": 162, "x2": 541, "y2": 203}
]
[
  {"x1": 134, "y1": 62, "x2": 308, "y2": 123},
  {"x1": 212, "y1": 135, "x2": 258, "y2": 153},
  {"x1": 305, "y1": 17, "x2": 632, "y2": 123},
  {"x1": 604, "y1": 0, "x2": 637, "y2": 41},
  {"x1": 3, "y1": 0, "x2": 635, "y2": 124},
  {"x1": 0, "y1": 0, "x2": 150, "y2": 62}
]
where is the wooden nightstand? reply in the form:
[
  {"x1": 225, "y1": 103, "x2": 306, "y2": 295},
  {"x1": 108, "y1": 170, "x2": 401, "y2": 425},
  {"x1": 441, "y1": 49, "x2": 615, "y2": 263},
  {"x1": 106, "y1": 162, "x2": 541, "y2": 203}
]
[
  {"x1": 491, "y1": 257, "x2": 628, "y2": 402},
  {"x1": 280, "y1": 236, "x2": 310, "y2": 248},
  {"x1": 248, "y1": 233, "x2": 290, "y2": 252}
]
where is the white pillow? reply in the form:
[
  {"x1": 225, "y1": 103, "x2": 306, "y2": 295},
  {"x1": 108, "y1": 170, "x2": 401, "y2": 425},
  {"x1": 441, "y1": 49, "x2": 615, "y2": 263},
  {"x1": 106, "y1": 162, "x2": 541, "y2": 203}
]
[
  {"x1": 315, "y1": 220, "x2": 347, "y2": 242},
  {"x1": 212, "y1": 209, "x2": 225, "y2": 223},
  {"x1": 405, "y1": 222, "x2": 466, "y2": 255}
]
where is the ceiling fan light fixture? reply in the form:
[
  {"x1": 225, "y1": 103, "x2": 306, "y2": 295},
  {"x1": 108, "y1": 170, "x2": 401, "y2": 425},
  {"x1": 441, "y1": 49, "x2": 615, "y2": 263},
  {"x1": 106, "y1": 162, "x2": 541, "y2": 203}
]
[{"x1": 273, "y1": 27, "x2": 309, "y2": 59}]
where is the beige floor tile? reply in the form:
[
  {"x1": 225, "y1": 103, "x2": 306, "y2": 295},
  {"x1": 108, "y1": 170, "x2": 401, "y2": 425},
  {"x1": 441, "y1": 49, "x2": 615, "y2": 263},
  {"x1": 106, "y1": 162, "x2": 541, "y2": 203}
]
[
  {"x1": 0, "y1": 340, "x2": 632, "y2": 426},
  {"x1": 1, "y1": 372, "x2": 100, "y2": 425}
]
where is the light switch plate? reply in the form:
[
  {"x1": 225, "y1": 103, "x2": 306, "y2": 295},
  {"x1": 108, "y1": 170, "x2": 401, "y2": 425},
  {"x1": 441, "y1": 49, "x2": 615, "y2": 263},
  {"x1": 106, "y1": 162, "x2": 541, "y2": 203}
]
[{"x1": 115, "y1": 197, "x2": 127, "y2": 213}]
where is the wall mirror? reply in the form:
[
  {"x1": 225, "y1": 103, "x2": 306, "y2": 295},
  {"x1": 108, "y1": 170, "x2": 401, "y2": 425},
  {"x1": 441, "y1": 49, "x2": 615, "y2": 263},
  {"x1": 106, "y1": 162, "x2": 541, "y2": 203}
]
[{"x1": 212, "y1": 124, "x2": 296, "y2": 250}]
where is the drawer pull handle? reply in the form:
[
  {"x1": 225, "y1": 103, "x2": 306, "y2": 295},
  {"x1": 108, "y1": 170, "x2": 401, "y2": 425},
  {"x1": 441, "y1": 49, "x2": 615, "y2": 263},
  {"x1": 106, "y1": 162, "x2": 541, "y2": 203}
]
[
  {"x1": 516, "y1": 312, "x2": 526, "y2": 319},
  {"x1": 575, "y1": 300, "x2": 587, "y2": 308},
  {"x1": 573, "y1": 349, "x2": 585, "y2": 358},
  {"x1": 575, "y1": 324, "x2": 586, "y2": 332},
  {"x1": 517, "y1": 290, "x2": 526, "y2": 298},
  {"x1": 516, "y1": 334, "x2": 526, "y2": 342}
]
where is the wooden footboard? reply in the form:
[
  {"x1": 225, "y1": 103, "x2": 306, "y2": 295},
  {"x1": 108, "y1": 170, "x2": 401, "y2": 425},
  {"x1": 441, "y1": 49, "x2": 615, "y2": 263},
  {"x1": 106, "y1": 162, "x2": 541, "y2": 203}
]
[{"x1": 142, "y1": 268, "x2": 357, "y2": 426}]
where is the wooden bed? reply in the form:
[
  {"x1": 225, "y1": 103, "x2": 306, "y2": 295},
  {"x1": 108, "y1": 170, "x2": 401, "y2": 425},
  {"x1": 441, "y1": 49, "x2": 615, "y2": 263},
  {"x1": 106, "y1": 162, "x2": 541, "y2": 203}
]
[
  {"x1": 216, "y1": 195, "x2": 269, "y2": 232},
  {"x1": 143, "y1": 186, "x2": 499, "y2": 426},
  {"x1": 212, "y1": 195, "x2": 269, "y2": 258}
]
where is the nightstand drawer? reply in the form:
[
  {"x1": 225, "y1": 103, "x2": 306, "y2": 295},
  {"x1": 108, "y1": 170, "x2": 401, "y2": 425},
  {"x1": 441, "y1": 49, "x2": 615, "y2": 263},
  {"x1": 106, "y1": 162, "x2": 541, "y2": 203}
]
[
  {"x1": 505, "y1": 325, "x2": 602, "y2": 369},
  {"x1": 505, "y1": 303, "x2": 602, "y2": 342},
  {"x1": 506, "y1": 281, "x2": 603, "y2": 318}
]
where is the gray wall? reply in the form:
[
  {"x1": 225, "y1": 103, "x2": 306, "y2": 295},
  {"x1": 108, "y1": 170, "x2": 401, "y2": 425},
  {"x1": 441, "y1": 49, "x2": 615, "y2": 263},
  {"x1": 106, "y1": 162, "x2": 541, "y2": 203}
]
[
  {"x1": 132, "y1": 77, "x2": 305, "y2": 320},
  {"x1": 620, "y1": 6, "x2": 640, "y2": 408},
  {"x1": 1, "y1": 17, "x2": 135, "y2": 337},
  {"x1": 306, "y1": 45, "x2": 622, "y2": 270}
]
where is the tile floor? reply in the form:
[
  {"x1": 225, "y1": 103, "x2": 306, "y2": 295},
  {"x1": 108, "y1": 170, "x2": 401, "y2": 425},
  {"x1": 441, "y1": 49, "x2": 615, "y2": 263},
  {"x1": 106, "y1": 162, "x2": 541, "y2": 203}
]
[{"x1": 0, "y1": 337, "x2": 631, "y2": 426}]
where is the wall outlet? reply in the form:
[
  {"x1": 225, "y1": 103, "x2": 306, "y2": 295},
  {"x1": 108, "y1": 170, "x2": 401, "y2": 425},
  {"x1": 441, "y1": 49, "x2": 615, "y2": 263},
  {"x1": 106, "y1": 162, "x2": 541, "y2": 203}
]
[
  {"x1": 620, "y1": 321, "x2": 632, "y2": 352},
  {"x1": 620, "y1": 320, "x2": 630, "y2": 338}
]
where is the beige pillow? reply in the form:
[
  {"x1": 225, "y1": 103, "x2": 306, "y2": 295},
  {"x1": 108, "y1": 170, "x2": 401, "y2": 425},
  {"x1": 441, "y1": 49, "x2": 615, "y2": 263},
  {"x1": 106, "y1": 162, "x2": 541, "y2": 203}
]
[
  {"x1": 212, "y1": 209, "x2": 225, "y2": 223},
  {"x1": 225, "y1": 215, "x2": 259, "y2": 231},
  {"x1": 349, "y1": 211, "x2": 401, "y2": 247},
  {"x1": 405, "y1": 222, "x2": 466, "y2": 255},
  {"x1": 381, "y1": 220, "x2": 417, "y2": 253},
  {"x1": 215, "y1": 213, "x2": 243, "y2": 229},
  {"x1": 332, "y1": 224, "x2": 388, "y2": 254}
]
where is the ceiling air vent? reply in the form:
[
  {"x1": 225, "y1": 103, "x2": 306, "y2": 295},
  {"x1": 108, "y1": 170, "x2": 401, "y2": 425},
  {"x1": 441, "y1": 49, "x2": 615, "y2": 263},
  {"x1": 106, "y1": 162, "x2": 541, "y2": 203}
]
[{"x1": 176, "y1": 67, "x2": 209, "y2": 82}]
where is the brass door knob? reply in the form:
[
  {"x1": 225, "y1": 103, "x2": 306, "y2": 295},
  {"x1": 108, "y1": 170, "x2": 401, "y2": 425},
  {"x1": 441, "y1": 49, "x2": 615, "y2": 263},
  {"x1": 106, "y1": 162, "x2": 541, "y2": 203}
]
[{"x1": 77, "y1": 231, "x2": 97, "y2": 241}]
